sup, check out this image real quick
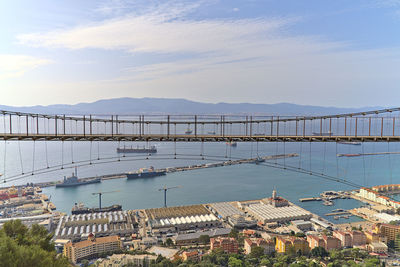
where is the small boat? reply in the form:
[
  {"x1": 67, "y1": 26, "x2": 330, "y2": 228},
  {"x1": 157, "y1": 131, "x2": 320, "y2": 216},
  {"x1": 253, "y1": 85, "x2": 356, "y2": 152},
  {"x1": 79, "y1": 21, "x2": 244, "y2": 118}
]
[
  {"x1": 323, "y1": 200, "x2": 333, "y2": 206},
  {"x1": 185, "y1": 129, "x2": 193, "y2": 134},
  {"x1": 226, "y1": 141, "x2": 237, "y2": 147},
  {"x1": 332, "y1": 209, "x2": 345, "y2": 212},
  {"x1": 334, "y1": 216, "x2": 339, "y2": 220},
  {"x1": 338, "y1": 141, "x2": 361, "y2": 145},
  {"x1": 251, "y1": 157, "x2": 265, "y2": 164}
]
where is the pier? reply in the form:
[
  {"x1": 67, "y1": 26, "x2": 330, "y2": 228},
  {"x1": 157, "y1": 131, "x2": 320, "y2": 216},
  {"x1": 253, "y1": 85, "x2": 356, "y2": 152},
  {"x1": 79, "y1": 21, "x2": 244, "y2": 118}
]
[
  {"x1": 299, "y1": 197, "x2": 322, "y2": 202},
  {"x1": 325, "y1": 211, "x2": 352, "y2": 216},
  {"x1": 32, "y1": 153, "x2": 299, "y2": 188},
  {"x1": 337, "y1": 151, "x2": 400, "y2": 157}
]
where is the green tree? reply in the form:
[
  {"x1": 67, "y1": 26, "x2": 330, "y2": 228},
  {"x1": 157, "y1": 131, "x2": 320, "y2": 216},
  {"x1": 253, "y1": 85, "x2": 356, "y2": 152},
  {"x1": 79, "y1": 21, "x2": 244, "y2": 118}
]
[
  {"x1": 0, "y1": 220, "x2": 69, "y2": 267},
  {"x1": 228, "y1": 256, "x2": 242, "y2": 267},
  {"x1": 329, "y1": 249, "x2": 344, "y2": 261},
  {"x1": 165, "y1": 238, "x2": 174, "y2": 247},
  {"x1": 249, "y1": 246, "x2": 264, "y2": 259},
  {"x1": 350, "y1": 248, "x2": 362, "y2": 260},
  {"x1": 260, "y1": 258, "x2": 272, "y2": 266},
  {"x1": 364, "y1": 258, "x2": 380, "y2": 267},
  {"x1": 229, "y1": 229, "x2": 239, "y2": 239},
  {"x1": 310, "y1": 247, "x2": 328, "y2": 258},
  {"x1": 395, "y1": 233, "x2": 400, "y2": 252},
  {"x1": 81, "y1": 259, "x2": 89, "y2": 267},
  {"x1": 308, "y1": 261, "x2": 321, "y2": 267}
]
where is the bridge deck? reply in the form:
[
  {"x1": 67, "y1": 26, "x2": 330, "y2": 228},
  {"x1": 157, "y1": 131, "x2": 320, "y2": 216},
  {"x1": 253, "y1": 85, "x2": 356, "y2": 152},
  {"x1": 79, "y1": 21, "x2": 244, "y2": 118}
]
[{"x1": 2, "y1": 134, "x2": 400, "y2": 142}]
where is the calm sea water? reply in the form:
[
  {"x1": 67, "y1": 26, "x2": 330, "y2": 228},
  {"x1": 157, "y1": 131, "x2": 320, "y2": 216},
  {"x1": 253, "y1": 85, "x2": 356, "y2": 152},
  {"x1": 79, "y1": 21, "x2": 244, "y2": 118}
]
[{"x1": 1, "y1": 141, "x2": 400, "y2": 223}]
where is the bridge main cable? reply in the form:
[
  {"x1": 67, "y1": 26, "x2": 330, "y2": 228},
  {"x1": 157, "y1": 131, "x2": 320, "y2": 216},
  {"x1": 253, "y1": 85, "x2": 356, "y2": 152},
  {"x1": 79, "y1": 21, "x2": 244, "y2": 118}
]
[{"x1": 1, "y1": 106, "x2": 399, "y2": 124}]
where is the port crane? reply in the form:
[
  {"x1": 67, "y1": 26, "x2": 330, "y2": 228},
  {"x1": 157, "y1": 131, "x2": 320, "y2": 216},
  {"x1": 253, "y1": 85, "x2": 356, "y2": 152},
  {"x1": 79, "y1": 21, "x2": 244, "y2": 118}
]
[
  {"x1": 92, "y1": 191, "x2": 120, "y2": 209},
  {"x1": 158, "y1": 185, "x2": 182, "y2": 208}
]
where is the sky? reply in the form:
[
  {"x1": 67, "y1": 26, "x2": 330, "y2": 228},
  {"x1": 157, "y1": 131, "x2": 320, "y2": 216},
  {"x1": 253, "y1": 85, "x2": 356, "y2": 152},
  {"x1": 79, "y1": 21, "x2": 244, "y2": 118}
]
[{"x1": 1, "y1": 0, "x2": 400, "y2": 107}]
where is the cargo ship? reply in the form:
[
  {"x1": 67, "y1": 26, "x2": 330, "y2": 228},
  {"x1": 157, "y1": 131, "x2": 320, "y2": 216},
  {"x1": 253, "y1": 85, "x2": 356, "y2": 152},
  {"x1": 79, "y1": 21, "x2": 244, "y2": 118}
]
[
  {"x1": 55, "y1": 168, "x2": 101, "y2": 188},
  {"x1": 71, "y1": 203, "x2": 122, "y2": 215},
  {"x1": 116, "y1": 145, "x2": 157, "y2": 154},
  {"x1": 126, "y1": 166, "x2": 166, "y2": 179}
]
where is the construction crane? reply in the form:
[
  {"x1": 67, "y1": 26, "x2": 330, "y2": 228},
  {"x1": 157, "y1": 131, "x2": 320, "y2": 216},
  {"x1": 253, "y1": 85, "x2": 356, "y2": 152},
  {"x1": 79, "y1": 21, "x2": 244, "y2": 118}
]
[
  {"x1": 92, "y1": 191, "x2": 120, "y2": 209},
  {"x1": 46, "y1": 195, "x2": 52, "y2": 211},
  {"x1": 158, "y1": 185, "x2": 182, "y2": 208}
]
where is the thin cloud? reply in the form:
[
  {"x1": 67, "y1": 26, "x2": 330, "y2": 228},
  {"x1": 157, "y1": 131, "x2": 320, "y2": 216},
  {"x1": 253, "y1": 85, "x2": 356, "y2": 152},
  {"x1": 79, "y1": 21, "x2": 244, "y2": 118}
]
[
  {"x1": 17, "y1": 16, "x2": 295, "y2": 55},
  {"x1": 0, "y1": 54, "x2": 51, "y2": 80}
]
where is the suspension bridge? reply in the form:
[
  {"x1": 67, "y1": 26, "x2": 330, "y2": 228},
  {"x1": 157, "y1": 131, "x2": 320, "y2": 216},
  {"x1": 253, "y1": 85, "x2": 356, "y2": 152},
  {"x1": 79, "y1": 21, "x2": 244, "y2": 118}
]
[
  {"x1": 1, "y1": 107, "x2": 400, "y2": 189},
  {"x1": 1, "y1": 107, "x2": 400, "y2": 142}
]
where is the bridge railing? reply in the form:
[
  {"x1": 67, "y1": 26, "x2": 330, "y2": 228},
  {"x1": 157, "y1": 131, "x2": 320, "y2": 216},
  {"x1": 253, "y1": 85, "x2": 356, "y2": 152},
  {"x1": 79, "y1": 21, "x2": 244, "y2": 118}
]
[{"x1": 0, "y1": 109, "x2": 400, "y2": 141}]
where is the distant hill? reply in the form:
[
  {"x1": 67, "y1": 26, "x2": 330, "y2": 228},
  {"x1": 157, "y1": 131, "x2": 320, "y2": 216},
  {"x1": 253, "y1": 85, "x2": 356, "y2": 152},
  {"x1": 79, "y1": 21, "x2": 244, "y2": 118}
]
[{"x1": 0, "y1": 97, "x2": 386, "y2": 115}]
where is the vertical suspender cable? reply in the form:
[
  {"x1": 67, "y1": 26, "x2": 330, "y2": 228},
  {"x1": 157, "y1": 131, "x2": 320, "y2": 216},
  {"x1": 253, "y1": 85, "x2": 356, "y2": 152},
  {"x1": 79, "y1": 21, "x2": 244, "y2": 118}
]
[
  {"x1": 362, "y1": 143, "x2": 366, "y2": 186},
  {"x1": 31, "y1": 141, "x2": 35, "y2": 175},
  {"x1": 97, "y1": 141, "x2": 100, "y2": 160},
  {"x1": 61, "y1": 141, "x2": 64, "y2": 169},
  {"x1": 388, "y1": 141, "x2": 392, "y2": 185},
  {"x1": 45, "y1": 117, "x2": 49, "y2": 168},
  {"x1": 298, "y1": 142, "x2": 302, "y2": 170},
  {"x1": 17, "y1": 116, "x2": 24, "y2": 175},
  {"x1": 3, "y1": 140, "x2": 6, "y2": 182}
]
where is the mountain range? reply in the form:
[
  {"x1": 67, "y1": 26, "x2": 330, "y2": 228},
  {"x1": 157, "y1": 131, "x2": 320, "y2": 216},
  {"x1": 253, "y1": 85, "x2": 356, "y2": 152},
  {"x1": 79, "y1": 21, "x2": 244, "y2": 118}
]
[{"x1": 0, "y1": 98, "x2": 385, "y2": 115}]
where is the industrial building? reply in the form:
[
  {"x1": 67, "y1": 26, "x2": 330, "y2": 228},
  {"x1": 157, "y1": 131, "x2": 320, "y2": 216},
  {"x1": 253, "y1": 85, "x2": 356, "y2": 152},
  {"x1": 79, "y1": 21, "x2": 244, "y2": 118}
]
[
  {"x1": 240, "y1": 190, "x2": 312, "y2": 224},
  {"x1": 244, "y1": 202, "x2": 312, "y2": 223},
  {"x1": 146, "y1": 205, "x2": 221, "y2": 233},
  {"x1": 291, "y1": 220, "x2": 313, "y2": 232},
  {"x1": 54, "y1": 210, "x2": 137, "y2": 241},
  {"x1": 227, "y1": 214, "x2": 257, "y2": 229},
  {"x1": 207, "y1": 202, "x2": 244, "y2": 219},
  {"x1": 172, "y1": 228, "x2": 231, "y2": 246},
  {"x1": 207, "y1": 201, "x2": 256, "y2": 229},
  {"x1": 373, "y1": 213, "x2": 400, "y2": 223}
]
